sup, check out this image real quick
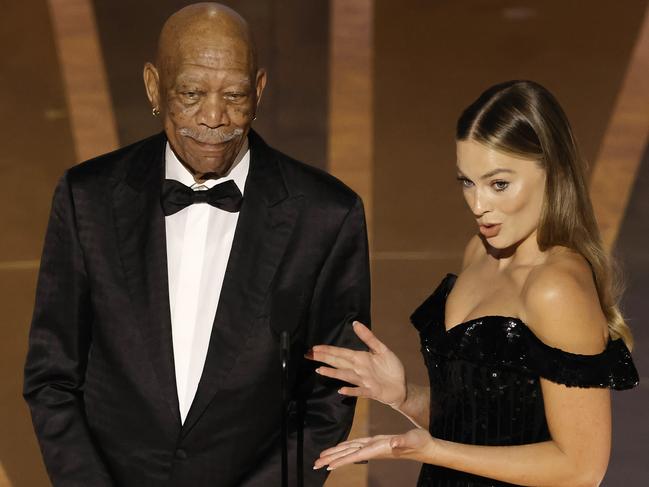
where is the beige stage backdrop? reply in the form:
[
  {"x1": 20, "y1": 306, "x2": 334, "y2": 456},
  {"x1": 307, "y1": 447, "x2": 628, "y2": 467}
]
[{"x1": 1, "y1": 1, "x2": 648, "y2": 486}]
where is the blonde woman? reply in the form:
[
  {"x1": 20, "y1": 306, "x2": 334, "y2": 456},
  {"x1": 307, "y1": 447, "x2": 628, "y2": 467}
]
[{"x1": 308, "y1": 81, "x2": 639, "y2": 486}]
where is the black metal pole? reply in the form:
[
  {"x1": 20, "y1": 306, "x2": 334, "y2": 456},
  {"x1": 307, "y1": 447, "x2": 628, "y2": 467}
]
[
  {"x1": 280, "y1": 331, "x2": 290, "y2": 487},
  {"x1": 297, "y1": 396, "x2": 304, "y2": 487}
]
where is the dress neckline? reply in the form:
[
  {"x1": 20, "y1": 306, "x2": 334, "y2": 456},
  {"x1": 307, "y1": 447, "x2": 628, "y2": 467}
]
[
  {"x1": 442, "y1": 273, "x2": 524, "y2": 334},
  {"x1": 411, "y1": 274, "x2": 639, "y2": 389},
  {"x1": 436, "y1": 273, "x2": 620, "y2": 359}
]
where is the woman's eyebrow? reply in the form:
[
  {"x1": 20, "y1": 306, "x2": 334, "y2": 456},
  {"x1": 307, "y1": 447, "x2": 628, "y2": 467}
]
[{"x1": 480, "y1": 168, "x2": 515, "y2": 179}]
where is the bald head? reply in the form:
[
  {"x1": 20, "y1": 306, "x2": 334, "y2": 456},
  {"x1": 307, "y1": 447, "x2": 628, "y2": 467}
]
[
  {"x1": 143, "y1": 2, "x2": 267, "y2": 181},
  {"x1": 156, "y1": 3, "x2": 258, "y2": 78}
]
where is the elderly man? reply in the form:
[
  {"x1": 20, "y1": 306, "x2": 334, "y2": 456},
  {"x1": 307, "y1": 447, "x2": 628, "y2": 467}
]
[{"x1": 23, "y1": 3, "x2": 370, "y2": 486}]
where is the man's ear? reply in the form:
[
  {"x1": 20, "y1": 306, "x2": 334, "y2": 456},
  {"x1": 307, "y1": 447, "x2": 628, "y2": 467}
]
[
  {"x1": 143, "y1": 62, "x2": 161, "y2": 109},
  {"x1": 254, "y1": 68, "x2": 267, "y2": 109}
]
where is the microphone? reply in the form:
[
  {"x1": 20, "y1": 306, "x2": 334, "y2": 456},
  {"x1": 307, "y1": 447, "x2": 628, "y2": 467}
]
[
  {"x1": 270, "y1": 293, "x2": 303, "y2": 376},
  {"x1": 270, "y1": 294, "x2": 303, "y2": 487}
]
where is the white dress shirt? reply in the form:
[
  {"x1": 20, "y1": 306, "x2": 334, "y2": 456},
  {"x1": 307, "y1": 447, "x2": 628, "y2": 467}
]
[{"x1": 164, "y1": 140, "x2": 249, "y2": 424}]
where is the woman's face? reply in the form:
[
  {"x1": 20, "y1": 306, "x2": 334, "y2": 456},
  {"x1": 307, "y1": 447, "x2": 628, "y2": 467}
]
[{"x1": 456, "y1": 138, "x2": 546, "y2": 250}]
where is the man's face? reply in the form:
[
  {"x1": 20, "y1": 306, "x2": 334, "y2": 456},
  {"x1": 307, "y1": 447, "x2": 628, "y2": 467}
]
[{"x1": 146, "y1": 37, "x2": 266, "y2": 180}]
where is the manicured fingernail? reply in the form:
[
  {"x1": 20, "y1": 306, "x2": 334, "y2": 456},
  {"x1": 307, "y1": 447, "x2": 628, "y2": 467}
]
[
  {"x1": 315, "y1": 368, "x2": 321, "y2": 374},
  {"x1": 313, "y1": 465, "x2": 322, "y2": 470},
  {"x1": 326, "y1": 466, "x2": 334, "y2": 471}
]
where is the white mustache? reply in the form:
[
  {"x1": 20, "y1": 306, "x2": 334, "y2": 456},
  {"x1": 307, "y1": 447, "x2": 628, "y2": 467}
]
[{"x1": 178, "y1": 127, "x2": 244, "y2": 144}]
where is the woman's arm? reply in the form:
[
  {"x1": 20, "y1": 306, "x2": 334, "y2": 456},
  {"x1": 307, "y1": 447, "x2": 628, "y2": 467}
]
[
  {"x1": 432, "y1": 383, "x2": 610, "y2": 487},
  {"x1": 307, "y1": 322, "x2": 431, "y2": 429},
  {"x1": 318, "y1": 378, "x2": 610, "y2": 487},
  {"x1": 395, "y1": 383, "x2": 431, "y2": 429}
]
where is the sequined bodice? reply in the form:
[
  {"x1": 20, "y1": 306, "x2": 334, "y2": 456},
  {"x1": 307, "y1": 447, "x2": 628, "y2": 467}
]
[{"x1": 411, "y1": 274, "x2": 638, "y2": 487}]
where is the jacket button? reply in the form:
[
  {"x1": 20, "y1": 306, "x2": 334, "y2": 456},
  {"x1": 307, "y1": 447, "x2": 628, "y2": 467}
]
[{"x1": 175, "y1": 449, "x2": 188, "y2": 460}]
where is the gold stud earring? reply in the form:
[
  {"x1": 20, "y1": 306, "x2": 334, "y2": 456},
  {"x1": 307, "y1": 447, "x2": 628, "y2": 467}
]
[{"x1": 152, "y1": 107, "x2": 160, "y2": 116}]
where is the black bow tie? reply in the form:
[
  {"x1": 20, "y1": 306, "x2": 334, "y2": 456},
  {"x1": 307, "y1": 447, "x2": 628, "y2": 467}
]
[{"x1": 161, "y1": 179, "x2": 243, "y2": 216}]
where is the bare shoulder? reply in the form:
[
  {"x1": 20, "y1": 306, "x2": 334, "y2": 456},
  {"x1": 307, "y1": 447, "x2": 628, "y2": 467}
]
[
  {"x1": 462, "y1": 235, "x2": 485, "y2": 270},
  {"x1": 521, "y1": 248, "x2": 608, "y2": 354}
]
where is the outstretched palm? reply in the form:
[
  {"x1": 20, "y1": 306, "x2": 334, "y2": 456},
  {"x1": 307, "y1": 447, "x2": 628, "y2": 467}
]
[
  {"x1": 314, "y1": 428, "x2": 434, "y2": 470},
  {"x1": 307, "y1": 321, "x2": 407, "y2": 408}
]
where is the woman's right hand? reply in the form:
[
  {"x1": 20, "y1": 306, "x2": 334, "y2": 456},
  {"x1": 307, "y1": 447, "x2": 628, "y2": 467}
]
[{"x1": 306, "y1": 321, "x2": 407, "y2": 409}]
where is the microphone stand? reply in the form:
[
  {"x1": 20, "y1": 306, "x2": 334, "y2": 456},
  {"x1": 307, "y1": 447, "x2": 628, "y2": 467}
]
[
  {"x1": 297, "y1": 397, "x2": 303, "y2": 487},
  {"x1": 280, "y1": 331, "x2": 290, "y2": 487}
]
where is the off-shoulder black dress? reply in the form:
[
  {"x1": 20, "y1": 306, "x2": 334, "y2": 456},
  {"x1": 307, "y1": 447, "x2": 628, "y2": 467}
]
[{"x1": 411, "y1": 274, "x2": 639, "y2": 487}]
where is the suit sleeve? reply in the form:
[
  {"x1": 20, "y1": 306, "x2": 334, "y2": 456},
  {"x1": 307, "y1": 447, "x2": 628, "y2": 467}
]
[
  {"x1": 299, "y1": 194, "x2": 371, "y2": 485},
  {"x1": 23, "y1": 174, "x2": 115, "y2": 486}
]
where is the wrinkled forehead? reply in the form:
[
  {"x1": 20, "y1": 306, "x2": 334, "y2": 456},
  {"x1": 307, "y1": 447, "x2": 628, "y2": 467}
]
[
  {"x1": 161, "y1": 32, "x2": 254, "y2": 72},
  {"x1": 167, "y1": 40, "x2": 252, "y2": 72}
]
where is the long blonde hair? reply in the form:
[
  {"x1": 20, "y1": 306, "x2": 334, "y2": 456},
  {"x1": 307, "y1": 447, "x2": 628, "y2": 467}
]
[{"x1": 456, "y1": 80, "x2": 633, "y2": 348}]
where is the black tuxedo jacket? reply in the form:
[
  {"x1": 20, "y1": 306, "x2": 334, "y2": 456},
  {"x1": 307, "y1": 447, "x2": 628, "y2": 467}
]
[{"x1": 24, "y1": 131, "x2": 371, "y2": 486}]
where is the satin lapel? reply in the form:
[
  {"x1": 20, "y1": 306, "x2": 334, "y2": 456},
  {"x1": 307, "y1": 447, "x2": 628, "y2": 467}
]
[
  {"x1": 112, "y1": 134, "x2": 181, "y2": 427},
  {"x1": 181, "y1": 132, "x2": 303, "y2": 435}
]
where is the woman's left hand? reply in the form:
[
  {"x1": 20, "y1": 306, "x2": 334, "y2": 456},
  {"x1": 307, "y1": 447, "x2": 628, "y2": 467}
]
[{"x1": 314, "y1": 428, "x2": 435, "y2": 471}]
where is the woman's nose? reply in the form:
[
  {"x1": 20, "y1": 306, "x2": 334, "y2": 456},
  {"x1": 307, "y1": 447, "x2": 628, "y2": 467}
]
[{"x1": 470, "y1": 189, "x2": 491, "y2": 217}]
